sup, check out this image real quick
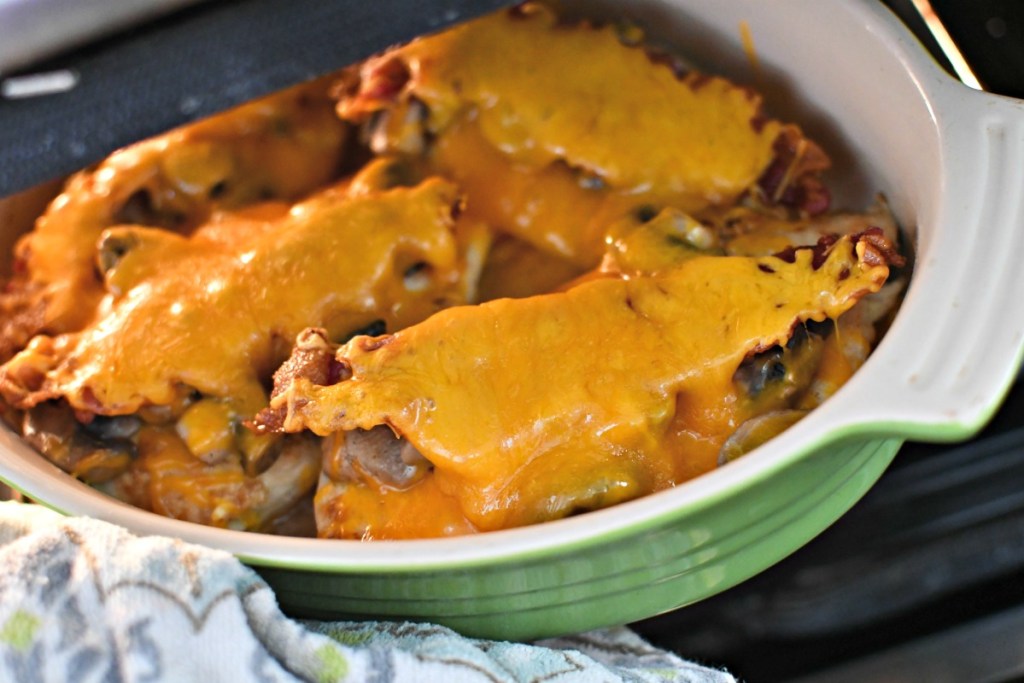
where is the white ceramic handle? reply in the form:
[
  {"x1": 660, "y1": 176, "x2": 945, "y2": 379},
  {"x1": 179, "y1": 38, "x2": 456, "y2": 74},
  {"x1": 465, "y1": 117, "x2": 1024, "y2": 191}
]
[{"x1": 840, "y1": 84, "x2": 1024, "y2": 442}]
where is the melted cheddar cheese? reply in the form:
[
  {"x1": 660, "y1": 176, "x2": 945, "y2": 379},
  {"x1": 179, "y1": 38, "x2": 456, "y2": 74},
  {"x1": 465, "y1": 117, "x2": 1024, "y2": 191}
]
[
  {"x1": 13, "y1": 76, "x2": 348, "y2": 335},
  {"x1": 0, "y1": 178, "x2": 469, "y2": 419},
  {"x1": 268, "y1": 234, "x2": 891, "y2": 536},
  {"x1": 344, "y1": 4, "x2": 784, "y2": 205},
  {"x1": 340, "y1": 4, "x2": 827, "y2": 268}
]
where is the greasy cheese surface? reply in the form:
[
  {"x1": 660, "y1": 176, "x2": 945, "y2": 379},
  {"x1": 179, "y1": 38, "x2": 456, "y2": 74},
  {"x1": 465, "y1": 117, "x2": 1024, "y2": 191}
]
[
  {"x1": 277, "y1": 235, "x2": 889, "y2": 533},
  {"x1": 16, "y1": 77, "x2": 348, "y2": 334},
  {"x1": 428, "y1": 117, "x2": 638, "y2": 267},
  {"x1": 0, "y1": 179, "x2": 465, "y2": 418},
  {"x1": 345, "y1": 5, "x2": 781, "y2": 204}
]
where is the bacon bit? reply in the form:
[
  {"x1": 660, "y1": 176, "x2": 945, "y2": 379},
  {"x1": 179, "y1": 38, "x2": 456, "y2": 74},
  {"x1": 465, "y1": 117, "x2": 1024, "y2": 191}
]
[
  {"x1": 859, "y1": 243, "x2": 885, "y2": 267},
  {"x1": 773, "y1": 249, "x2": 796, "y2": 264},
  {"x1": 795, "y1": 178, "x2": 831, "y2": 216},
  {"x1": 859, "y1": 226, "x2": 907, "y2": 268},
  {"x1": 354, "y1": 57, "x2": 412, "y2": 111},
  {"x1": 811, "y1": 234, "x2": 838, "y2": 269},
  {"x1": 246, "y1": 411, "x2": 279, "y2": 435},
  {"x1": 257, "y1": 328, "x2": 339, "y2": 431},
  {"x1": 285, "y1": 339, "x2": 332, "y2": 385},
  {"x1": 773, "y1": 229, "x2": 902, "y2": 273},
  {"x1": 758, "y1": 127, "x2": 831, "y2": 214},
  {"x1": 772, "y1": 233, "x2": 837, "y2": 269},
  {"x1": 750, "y1": 111, "x2": 769, "y2": 134},
  {"x1": 328, "y1": 358, "x2": 351, "y2": 385},
  {"x1": 686, "y1": 72, "x2": 713, "y2": 91},
  {"x1": 78, "y1": 386, "x2": 104, "y2": 416},
  {"x1": 757, "y1": 134, "x2": 793, "y2": 199}
]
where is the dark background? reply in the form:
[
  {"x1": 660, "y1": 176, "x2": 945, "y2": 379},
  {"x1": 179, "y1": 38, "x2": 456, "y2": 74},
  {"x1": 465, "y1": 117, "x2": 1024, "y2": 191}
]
[{"x1": 882, "y1": 0, "x2": 1024, "y2": 98}]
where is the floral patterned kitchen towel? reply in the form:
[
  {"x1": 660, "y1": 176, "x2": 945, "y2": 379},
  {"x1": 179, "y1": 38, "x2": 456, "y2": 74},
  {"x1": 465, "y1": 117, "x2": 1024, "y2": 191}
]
[{"x1": 0, "y1": 501, "x2": 735, "y2": 683}]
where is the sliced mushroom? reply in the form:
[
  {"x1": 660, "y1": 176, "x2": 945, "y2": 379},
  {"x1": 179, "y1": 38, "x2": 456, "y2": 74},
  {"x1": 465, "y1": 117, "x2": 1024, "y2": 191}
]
[
  {"x1": 22, "y1": 403, "x2": 135, "y2": 483},
  {"x1": 322, "y1": 425, "x2": 431, "y2": 490},
  {"x1": 718, "y1": 409, "x2": 806, "y2": 465},
  {"x1": 733, "y1": 321, "x2": 829, "y2": 410},
  {"x1": 248, "y1": 434, "x2": 323, "y2": 531}
]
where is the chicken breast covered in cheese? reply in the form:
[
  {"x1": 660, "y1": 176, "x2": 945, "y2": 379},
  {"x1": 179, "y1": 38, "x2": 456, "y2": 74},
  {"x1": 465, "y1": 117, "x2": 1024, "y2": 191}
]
[
  {"x1": 255, "y1": 230, "x2": 900, "y2": 538},
  {"x1": 338, "y1": 3, "x2": 830, "y2": 270},
  {"x1": 0, "y1": 163, "x2": 485, "y2": 532}
]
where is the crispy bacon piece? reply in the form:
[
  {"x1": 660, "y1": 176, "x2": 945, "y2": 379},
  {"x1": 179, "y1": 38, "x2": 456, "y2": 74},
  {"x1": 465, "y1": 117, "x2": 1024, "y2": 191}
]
[
  {"x1": 255, "y1": 232, "x2": 897, "y2": 538},
  {"x1": 755, "y1": 125, "x2": 833, "y2": 215},
  {"x1": 0, "y1": 278, "x2": 44, "y2": 365},
  {"x1": 251, "y1": 328, "x2": 348, "y2": 435}
]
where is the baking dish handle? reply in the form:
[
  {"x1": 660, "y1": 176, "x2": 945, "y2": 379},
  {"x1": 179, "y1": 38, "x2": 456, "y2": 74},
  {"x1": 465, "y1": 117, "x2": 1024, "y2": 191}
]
[{"x1": 842, "y1": 86, "x2": 1024, "y2": 443}]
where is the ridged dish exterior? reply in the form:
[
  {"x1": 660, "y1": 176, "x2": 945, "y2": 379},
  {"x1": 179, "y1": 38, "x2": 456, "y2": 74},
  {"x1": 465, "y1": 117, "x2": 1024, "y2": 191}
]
[{"x1": 260, "y1": 439, "x2": 903, "y2": 640}]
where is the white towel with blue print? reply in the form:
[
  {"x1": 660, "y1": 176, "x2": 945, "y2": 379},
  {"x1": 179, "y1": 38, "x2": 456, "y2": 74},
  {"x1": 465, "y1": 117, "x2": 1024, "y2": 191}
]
[{"x1": 0, "y1": 501, "x2": 734, "y2": 682}]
